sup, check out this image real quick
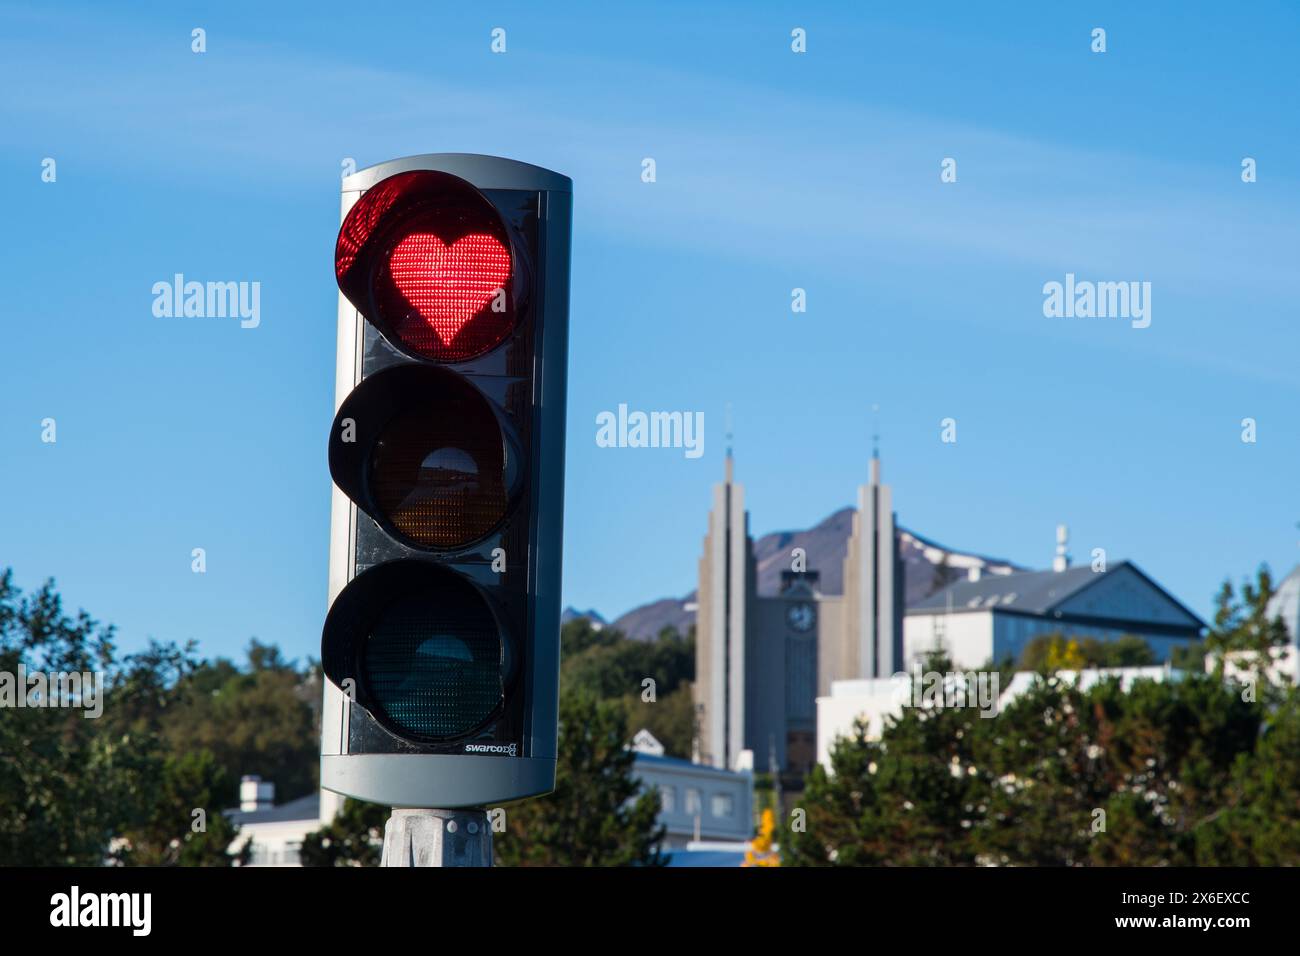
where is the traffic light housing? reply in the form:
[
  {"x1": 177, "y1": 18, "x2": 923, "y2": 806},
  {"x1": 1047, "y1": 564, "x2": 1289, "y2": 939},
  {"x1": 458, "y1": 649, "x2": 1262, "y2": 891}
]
[{"x1": 320, "y1": 155, "x2": 570, "y2": 808}]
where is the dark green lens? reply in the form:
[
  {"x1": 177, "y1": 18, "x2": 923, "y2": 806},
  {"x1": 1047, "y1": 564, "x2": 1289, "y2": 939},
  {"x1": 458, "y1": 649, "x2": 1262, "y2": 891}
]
[{"x1": 364, "y1": 591, "x2": 502, "y2": 739}]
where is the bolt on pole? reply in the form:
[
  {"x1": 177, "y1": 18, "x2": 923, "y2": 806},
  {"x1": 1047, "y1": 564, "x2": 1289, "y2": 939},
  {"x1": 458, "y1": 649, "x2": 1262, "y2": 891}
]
[{"x1": 380, "y1": 808, "x2": 493, "y2": 867}]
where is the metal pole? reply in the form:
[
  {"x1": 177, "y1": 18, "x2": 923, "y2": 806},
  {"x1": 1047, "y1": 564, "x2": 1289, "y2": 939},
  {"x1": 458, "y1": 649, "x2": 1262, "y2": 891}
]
[{"x1": 380, "y1": 808, "x2": 493, "y2": 867}]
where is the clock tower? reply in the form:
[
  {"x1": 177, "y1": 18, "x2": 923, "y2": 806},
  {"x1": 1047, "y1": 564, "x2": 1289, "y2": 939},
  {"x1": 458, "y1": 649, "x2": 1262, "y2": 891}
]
[
  {"x1": 778, "y1": 571, "x2": 821, "y2": 774},
  {"x1": 692, "y1": 440, "x2": 900, "y2": 777}
]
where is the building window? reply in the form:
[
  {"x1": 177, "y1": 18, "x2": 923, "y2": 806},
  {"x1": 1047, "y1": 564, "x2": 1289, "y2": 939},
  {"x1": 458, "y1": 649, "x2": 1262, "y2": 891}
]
[
  {"x1": 711, "y1": 793, "x2": 734, "y2": 818},
  {"x1": 659, "y1": 786, "x2": 676, "y2": 813},
  {"x1": 685, "y1": 788, "x2": 702, "y2": 815}
]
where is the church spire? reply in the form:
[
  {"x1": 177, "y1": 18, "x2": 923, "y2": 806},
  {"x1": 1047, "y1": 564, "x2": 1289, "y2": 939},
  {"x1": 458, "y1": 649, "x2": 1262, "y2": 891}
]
[
  {"x1": 724, "y1": 402, "x2": 734, "y2": 483},
  {"x1": 869, "y1": 402, "x2": 881, "y2": 484}
]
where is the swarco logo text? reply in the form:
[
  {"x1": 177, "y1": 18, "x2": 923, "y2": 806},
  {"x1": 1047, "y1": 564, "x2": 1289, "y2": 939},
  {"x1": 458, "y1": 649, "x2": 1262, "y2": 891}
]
[
  {"x1": 152, "y1": 274, "x2": 261, "y2": 329},
  {"x1": 465, "y1": 742, "x2": 518, "y2": 756}
]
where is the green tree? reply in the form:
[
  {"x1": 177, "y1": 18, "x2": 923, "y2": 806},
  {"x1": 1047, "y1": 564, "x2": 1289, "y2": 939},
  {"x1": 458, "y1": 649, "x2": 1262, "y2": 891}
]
[
  {"x1": 162, "y1": 640, "x2": 320, "y2": 806},
  {"x1": 561, "y1": 623, "x2": 693, "y2": 701},
  {"x1": 1171, "y1": 639, "x2": 1208, "y2": 672},
  {"x1": 1196, "y1": 686, "x2": 1300, "y2": 864},
  {"x1": 0, "y1": 572, "x2": 127, "y2": 864},
  {"x1": 1019, "y1": 633, "x2": 1155, "y2": 672},
  {"x1": 786, "y1": 659, "x2": 1286, "y2": 866},
  {"x1": 560, "y1": 617, "x2": 619, "y2": 658},
  {"x1": 786, "y1": 654, "x2": 984, "y2": 866},
  {"x1": 113, "y1": 750, "x2": 246, "y2": 866},
  {"x1": 1205, "y1": 565, "x2": 1291, "y2": 689},
  {"x1": 1091, "y1": 635, "x2": 1157, "y2": 667},
  {"x1": 0, "y1": 570, "x2": 243, "y2": 866},
  {"x1": 787, "y1": 707, "x2": 984, "y2": 866},
  {"x1": 975, "y1": 673, "x2": 1257, "y2": 866},
  {"x1": 495, "y1": 690, "x2": 665, "y2": 866},
  {"x1": 561, "y1": 620, "x2": 696, "y2": 756},
  {"x1": 299, "y1": 798, "x2": 388, "y2": 867},
  {"x1": 618, "y1": 684, "x2": 696, "y2": 758}
]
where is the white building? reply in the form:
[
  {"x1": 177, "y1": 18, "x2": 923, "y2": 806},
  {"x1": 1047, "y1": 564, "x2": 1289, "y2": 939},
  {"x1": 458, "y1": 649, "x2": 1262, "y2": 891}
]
[
  {"x1": 815, "y1": 675, "x2": 911, "y2": 767},
  {"x1": 1266, "y1": 565, "x2": 1300, "y2": 648},
  {"x1": 996, "y1": 664, "x2": 1187, "y2": 702},
  {"x1": 630, "y1": 731, "x2": 754, "y2": 849},
  {"x1": 817, "y1": 665, "x2": 1189, "y2": 769},
  {"x1": 904, "y1": 558, "x2": 1204, "y2": 670},
  {"x1": 226, "y1": 776, "x2": 322, "y2": 866}
]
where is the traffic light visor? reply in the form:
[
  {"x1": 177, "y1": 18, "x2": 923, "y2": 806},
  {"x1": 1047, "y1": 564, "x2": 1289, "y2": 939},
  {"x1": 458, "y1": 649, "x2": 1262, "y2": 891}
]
[{"x1": 336, "y1": 170, "x2": 519, "y2": 363}]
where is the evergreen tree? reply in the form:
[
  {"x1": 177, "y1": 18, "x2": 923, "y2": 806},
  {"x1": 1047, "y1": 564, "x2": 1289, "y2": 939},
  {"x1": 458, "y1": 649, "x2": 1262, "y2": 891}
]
[
  {"x1": 786, "y1": 665, "x2": 1289, "y2": 866},
  {"x1": 560, "y1": 620, "x2": 696, "y2": 756},
  {"x1": 786, "y1": 702, "x2": 984, "y2": 866},
  {"x1": 113, "y1": 750, "x2": 246, "y2": 866},
  {"x1": 495, "y1": 690, "x2": 665, "y2": 866},
  {"x1": 1205, "y1": 565, "x2": 1292, "y2": 690},
  {"x1": 299, "y1": 798, "x2": 388, "y2": 867},
  {"x1": 161, "y1": 640, "x2": 320, "y2": 806}
]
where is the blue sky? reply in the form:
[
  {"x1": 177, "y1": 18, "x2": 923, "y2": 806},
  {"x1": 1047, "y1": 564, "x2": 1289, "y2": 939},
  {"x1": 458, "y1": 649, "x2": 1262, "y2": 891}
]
[{"x1": 1, "y1": 1, "x2": 1297, "y2": 663}]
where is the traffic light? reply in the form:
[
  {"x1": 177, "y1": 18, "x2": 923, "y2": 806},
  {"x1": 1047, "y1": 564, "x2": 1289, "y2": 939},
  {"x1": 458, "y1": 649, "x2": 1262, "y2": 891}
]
[{"x1": 320, "y1": 155, "x2": 571, "y2": 809}]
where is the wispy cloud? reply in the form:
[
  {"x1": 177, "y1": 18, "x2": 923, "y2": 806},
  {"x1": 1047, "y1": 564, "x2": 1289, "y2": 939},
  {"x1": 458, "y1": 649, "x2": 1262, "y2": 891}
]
[{"x1": 3, "y1": 12, "x2": 1295, "y2": 296}]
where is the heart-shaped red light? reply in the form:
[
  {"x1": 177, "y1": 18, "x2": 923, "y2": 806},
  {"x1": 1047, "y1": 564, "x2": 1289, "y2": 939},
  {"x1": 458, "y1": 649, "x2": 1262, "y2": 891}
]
[{"x1": 388, "y1": 233, "x2": 511, "y2": 346}]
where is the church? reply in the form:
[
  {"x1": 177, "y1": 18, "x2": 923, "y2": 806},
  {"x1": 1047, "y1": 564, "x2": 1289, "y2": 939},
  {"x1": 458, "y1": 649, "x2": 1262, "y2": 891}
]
[
  {"x1": 694, "y1": 448, "x2": 904, "y2": 777},
  {"x1": 693, "y1": 449, "x2": 1206, "y2": 777}
]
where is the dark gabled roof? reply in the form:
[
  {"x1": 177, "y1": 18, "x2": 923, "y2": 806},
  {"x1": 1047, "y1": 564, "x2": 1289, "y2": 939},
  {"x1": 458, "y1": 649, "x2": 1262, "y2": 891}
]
[
  {"x1": 909, "y1": 562, "x2": 1103, "y2": 615},
  {"x1": 907, "y1": 560, "x2": 1204, "y2": 629},
  {"x1": 223, "y1": 792, "x2": 320, "y2": 826}
]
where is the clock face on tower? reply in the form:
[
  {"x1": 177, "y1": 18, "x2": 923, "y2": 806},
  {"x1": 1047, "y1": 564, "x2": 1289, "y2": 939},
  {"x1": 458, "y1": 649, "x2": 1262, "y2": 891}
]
[{"x1": 786, "y1": 601, "x2": 816, "y2": 633}]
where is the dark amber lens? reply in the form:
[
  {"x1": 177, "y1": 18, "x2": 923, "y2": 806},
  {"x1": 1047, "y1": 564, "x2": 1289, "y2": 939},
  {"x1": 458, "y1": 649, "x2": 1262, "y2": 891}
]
[
  {"x1": 363, "y1": 588, "x2": 502, "y2": 740},
  {"x1": 368, "y1": 378, "x2": 507, "y2": 549}
]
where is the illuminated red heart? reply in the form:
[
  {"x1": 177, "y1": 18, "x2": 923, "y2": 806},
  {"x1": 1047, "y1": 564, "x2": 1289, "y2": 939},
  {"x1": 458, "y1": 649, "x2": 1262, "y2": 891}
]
[{"x1": 388, "y1": 233, "x2": 511, "y2": 345}]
